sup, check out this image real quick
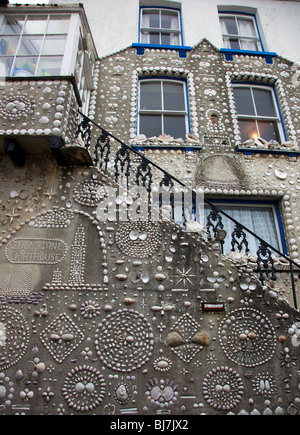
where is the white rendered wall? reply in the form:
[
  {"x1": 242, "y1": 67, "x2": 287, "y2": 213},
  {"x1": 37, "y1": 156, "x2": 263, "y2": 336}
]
[{"x1": 50, "y1": 0, "x2": 300, "y2": 62}]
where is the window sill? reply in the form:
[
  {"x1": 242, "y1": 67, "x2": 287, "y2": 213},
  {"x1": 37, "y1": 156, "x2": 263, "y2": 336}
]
[
  {"x1": 236, "y1": 145, "x2": 300, "y2": 157},
  {"x1": 132, "y1": 43, "x2": 192, "y2": 58},
  {"x1": 131, "y1": 143, "x2": 202, "y2": 152},
  {"x1": 220, "y1": 48, "x2": 277, "y2": 64}
]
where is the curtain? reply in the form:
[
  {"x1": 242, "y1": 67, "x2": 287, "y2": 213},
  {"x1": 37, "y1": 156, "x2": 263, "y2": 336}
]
[
  {"x1": 238, "y1": 19, "x2": 258, "y2": 50},
  {"x1": 240, "y1": 38, "x2": 258, "y2": 50},
  {"x1": 141, "y1": 13, "x2": 150, "y2": 44},
  {"x1": 169, "y1": 14, "x2": 180, "y2": 45},
  {"x1": 220, "y1": 19, "x2": 232, "y2": 49},
  {"x1": 238, "y1": 19, "x2": 255, "y2": 37},
  {"x1": 220, "y1": 17, "x2": 258, "y2": 50},
  {"x1": 205, "y1": 205, "x2": 280, "y2": 255},
  {"x1": 141, "y1": 12, "x2": 180, "y2": 45}
]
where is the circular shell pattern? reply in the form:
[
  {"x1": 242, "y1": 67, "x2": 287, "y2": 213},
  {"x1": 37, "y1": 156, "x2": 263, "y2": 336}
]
[{"x1": 95, "y1": 309, "x2": 154, "y2": 372}]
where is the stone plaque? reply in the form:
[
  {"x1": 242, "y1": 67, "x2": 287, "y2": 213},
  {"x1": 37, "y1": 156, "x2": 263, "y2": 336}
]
[{"x1": 5, "y1": 238, "x2": 67, "y2": 265}]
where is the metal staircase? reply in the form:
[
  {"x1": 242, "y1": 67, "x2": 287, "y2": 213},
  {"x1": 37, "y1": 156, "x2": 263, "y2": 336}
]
[{"x1": 75, "y1": 111, "x2": 299, "y2": 310}]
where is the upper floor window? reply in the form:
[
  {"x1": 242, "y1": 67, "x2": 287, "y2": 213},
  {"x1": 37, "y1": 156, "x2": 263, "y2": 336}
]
[
  {"x1": 138, "y1": 78, "x2": 188, "y2": 139},
  {"x1": 219, "y1": 13, "x2": 262, "y2": 51},
  {"x1": 0, "y1": 14, "x2": 72, "y2": 77},
  {"x1": 140, "y1": 7, "x2": 182, "y2": 46},
  {"x1": 233, "y1": 84, "x2": 284, "y2": 143}
]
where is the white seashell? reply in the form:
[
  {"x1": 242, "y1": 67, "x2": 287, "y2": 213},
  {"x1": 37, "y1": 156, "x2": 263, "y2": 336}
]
[
  {"x1": 155, "y1": 273, "x2": 167, "y2": 281},
  {"x1": 39, "y1": 116, "x2": 49, "y2": 124},
  {"x1": 85, "y1": 383, "x2": 95, "y2": 393},
  {"x1": 275, "y1": 169, "x2": 287, "y2": 180},
  {"x1": 133, "y1": 134, "x2": 147, "y2": 143},
  {"x1": 42, "y1": 87, "x2": 52, "y2": 94}
]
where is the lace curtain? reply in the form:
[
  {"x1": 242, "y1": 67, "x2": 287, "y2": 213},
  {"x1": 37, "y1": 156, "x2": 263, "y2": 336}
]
[
  {"x1": 205, "y1": 205, "x2": 280, "y2": 254},
  {"x1": 141, "y1": 12, "x2": 179, "y2": 45},
  {"x1": 220, "y1": 17, "x2": 258, "y2": 51}
]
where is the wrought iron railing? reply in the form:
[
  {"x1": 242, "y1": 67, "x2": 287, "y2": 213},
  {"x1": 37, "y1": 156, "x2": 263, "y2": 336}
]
[{"x1": 76, "y1": 111, "x2": 299, "y2": 309}]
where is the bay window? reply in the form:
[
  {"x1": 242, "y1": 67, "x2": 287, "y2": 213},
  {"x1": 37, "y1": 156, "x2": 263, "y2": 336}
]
[
  {"x1": 0, "y1": 14, "x2": 73, "y2": 77},
  {"x1": 0, "y1": 12, "x2": 95, "y2": 113}
]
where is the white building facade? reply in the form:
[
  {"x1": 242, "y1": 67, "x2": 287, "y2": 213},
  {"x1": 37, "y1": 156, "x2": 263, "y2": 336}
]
[
  {"x1": 52, "y1": 0, "x2": 300, "y2": 62},
  {"x1": 0, "y1": 0, "x2": 300, "y2": 417}
]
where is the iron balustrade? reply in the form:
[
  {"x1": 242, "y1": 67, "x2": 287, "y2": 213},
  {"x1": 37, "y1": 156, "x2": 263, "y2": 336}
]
[{"x1": 76, "y1": 111, "x2": 299, "y2": 309}]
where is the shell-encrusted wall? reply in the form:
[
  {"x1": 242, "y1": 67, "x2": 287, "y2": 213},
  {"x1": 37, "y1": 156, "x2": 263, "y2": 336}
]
[
  {"x1": 0, "y1": 79, "x2": 79, "y2": 151},
  {"x1": 91, "y1": 39, "x2": 300, "y2": 308},
  {"x1": 0, "y1": 155, "x2": 299, "y2": 415}
]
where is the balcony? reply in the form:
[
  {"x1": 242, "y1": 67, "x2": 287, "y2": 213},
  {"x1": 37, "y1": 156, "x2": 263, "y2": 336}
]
[{"x1": 0, "y1": 4, "x2": 97, "y2": 166}]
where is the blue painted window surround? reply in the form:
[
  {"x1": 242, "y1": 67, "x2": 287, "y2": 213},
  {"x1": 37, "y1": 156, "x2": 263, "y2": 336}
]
[
  {"x1": 233, "y1": 83, "x2": 285, "y2": 144},
  {"x1": 133, "y1": 6, "x2": 191, "y2": 58},
  {"x1": 206, "y1": 199, "x2": 287, "y2": 255},
  {"x1": 221, "y1": 48, "x2": 277, "y2": 64},
  {"x1": 137, "y1": 77, "x2": 190, "y2": 140},
  {"x1": 219, "y1": 11, "x2": 277, "y2": 64},
  {"x1": 236, "y1": 146, "x2": 300, "y2": 158}
]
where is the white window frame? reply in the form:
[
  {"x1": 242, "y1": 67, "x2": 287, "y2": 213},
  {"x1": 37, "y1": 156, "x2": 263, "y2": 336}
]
[
  {"x1": 140, "y1": 7, "x2": 182, "y2": 46},
  {"x1": 233, "y1": 84, "x2": 285, "y2": 143},
  {"x1": 138, "y1": 78, "x2": 188, "y2": 139},
  {"x1": 74, "y1": 31, "x2": 94, "y2": 114},
  {"x1": 219, "y1": 13, "x2": 262, "y2": 52},
  {"x1": 0, "y1": 12, "x2": 81, "y2": 77}
]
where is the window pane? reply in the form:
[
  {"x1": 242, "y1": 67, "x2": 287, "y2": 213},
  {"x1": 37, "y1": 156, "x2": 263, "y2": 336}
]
[
  {"x1": 140, "y1": 82, "x2": 162, "y2": 110},
  {"x1": 18, "y1": 36, "x2": 43, "y2": 56},
  {"x1": 140, "y1": 114, "x2": 162, "y2": 137},
  {"x1": 149, "y1": 32, "x2": 160, "y2": 44},
  {"x1": 14, "y1": 57, "x2": 37, "y2": 76},
  {"x1": 233, "y1": 88, "x2": 255, "y2": 115},
  {"x1": 142, "y1": 11, "x2": 159, "y2": 28},
  {"x1": 161, "y1": 33, "x2": 171, "y2": 45},
  {"x1": 205, "y1": 205, "x2": 280, "y2": 254},
  {"x1": 0, "y1": 36, "x2": 20, "y2": 54},
  {"x1": 24, "y1": 16, "x2": 48, "y2": 34},
  {"x1": 239, "y1": 38, "x2": 258, "y2": 51},
  {"x1": 0, "y1": 16, "x2": 25, "y2": 34},
  {"x1": 47, "y1": 15, "x2": 70, "y2": 34},
  {"x1": 257, "y1": 120, "x2": 280, "y2": 142},
  {"x1": 220, "y1": 17, "x2": 238, "y2": 35},
  {"x1": 237, "y1": 18, "x2": 256, "y2": 37},
  {"x1": 164, "y1": 115, "x2": 186, "y2": 138},
  {"x1": 163, "y1": 82, "x2": 185, "y2": 111},
  {"x1": 253, "y1": 88, "x2": 276, "y2": 117},
  {"x1": 42, "y1": 36, "x2": 66, "y2": 55},
  {"x1": 238, "y1": 119, "x2": 258, "y2": 142},
  {"x1": 0, "y1": 57, "x2": 13, "y2": 76},
  {"x1": 161, "y1": 12, "x2": 179, "y2": 30},
  {"x1": 37, "y1": 57, "x2": 63, "y2": 76},
  {"x1": 228, "y1": 38, "x2": 240, "y2": 49}
]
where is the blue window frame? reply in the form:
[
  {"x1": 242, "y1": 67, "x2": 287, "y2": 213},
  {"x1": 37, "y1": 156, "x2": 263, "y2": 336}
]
[
  {"x1": 205, "y1": 199, "x2": 287, "y2": 256},
  {"x1": 232, "y1": 83, "x2": 286, "y2": 144},
  {"x1": 139, "y1": 6, "x2": 183, "y2": 46},
  {"x1": 133, "y1": 6, "x2": 191, "y2": 58},
  {"x1": 219, "y1": 11, "x2": 277, "y2": 64},
  {"x1": 219, "y1": 12, "x2": 263, "y2": 52}
]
